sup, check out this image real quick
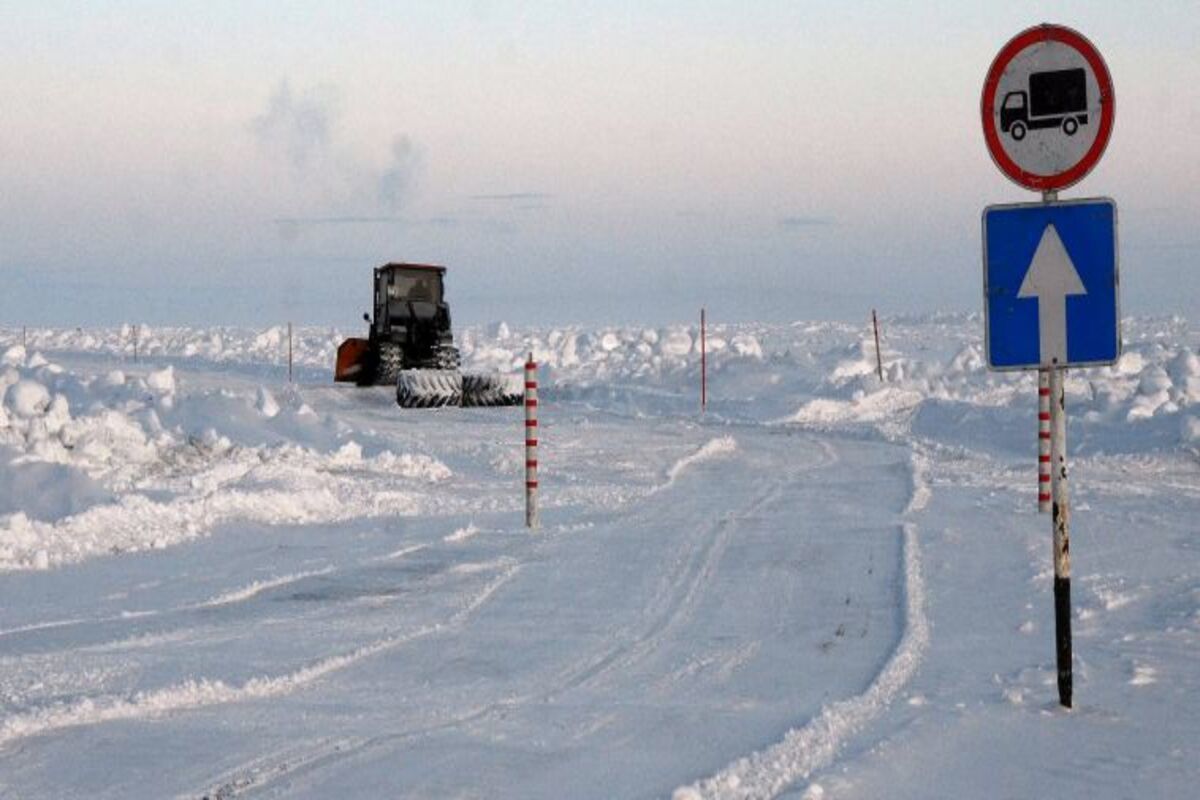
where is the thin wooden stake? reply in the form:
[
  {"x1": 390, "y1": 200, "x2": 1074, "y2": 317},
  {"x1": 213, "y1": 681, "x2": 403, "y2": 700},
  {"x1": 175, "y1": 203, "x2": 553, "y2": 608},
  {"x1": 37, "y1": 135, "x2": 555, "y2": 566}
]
[
  {"x1": 287, "y1": 322, "x2": 294, "y2": 383},
  {"x1": 700, "y1": 307, "x2": 707, "y2": 413},
  {"x1": 872, "y1": 309, "x2": 884, "y2": 381}
]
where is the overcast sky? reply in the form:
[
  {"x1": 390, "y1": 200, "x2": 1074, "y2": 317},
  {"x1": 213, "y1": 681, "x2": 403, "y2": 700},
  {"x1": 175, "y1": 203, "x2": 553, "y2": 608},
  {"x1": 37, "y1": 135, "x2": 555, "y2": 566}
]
[{"x1": 2, "y1": 1, "x2": 1197, "y2": 327}]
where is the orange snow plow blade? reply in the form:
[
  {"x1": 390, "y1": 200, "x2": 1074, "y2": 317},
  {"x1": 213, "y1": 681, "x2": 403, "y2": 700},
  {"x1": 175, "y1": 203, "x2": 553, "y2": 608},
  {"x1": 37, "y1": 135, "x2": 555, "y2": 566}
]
[{"x1": 335, "y1": 338, "x2": 370, "y2": 382}]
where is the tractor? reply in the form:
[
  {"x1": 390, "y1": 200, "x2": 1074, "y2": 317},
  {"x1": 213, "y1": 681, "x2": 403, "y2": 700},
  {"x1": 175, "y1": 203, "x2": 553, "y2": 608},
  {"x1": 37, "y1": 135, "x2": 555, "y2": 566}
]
[{"x1": 335, "y1": 263, "x2": 520, "y2": 407}]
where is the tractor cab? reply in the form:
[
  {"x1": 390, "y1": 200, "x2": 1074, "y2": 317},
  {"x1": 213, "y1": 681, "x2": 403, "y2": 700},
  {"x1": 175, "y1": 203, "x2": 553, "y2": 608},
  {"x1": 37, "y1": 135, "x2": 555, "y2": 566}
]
[
  {"x1": 372, "y1": 263, "x2": 448, "y2": 339},
  {"x1": 336, "y1": 262, "x2": 458, "y2": 386}
]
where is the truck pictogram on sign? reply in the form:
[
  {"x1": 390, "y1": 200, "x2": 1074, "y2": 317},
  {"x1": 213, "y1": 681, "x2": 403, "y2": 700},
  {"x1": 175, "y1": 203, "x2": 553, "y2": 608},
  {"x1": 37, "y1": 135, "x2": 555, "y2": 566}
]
[{"x1": 1001, "y1": 68, "x2": 1089, "y2": 141}]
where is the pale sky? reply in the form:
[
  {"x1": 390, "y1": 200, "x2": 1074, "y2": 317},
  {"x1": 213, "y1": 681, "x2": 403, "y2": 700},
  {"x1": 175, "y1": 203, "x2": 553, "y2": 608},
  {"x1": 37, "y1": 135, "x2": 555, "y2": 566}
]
[{"x1": 2, "y1": 1, "x2": 1197, "y2": 327}]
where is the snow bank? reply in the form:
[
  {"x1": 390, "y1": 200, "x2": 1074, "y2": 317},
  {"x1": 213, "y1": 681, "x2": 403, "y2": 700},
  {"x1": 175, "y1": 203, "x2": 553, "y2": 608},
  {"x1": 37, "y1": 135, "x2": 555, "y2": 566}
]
[
  {"x1": 0, "y1": 325, "x2": 346, "y2": 374},
  {"x1": 0, "y1": 346, "x2": 454, "y2": 571},
  {"x1": 758, "y1": 316, "x2": 1200, "y2": 457}
]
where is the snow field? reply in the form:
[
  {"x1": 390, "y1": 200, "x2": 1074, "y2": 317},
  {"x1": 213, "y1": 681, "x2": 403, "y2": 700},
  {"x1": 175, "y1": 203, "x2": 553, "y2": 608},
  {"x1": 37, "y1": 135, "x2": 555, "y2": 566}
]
[{"x1": 0, "y1": 314, "x2": 1197, "y2": 799}]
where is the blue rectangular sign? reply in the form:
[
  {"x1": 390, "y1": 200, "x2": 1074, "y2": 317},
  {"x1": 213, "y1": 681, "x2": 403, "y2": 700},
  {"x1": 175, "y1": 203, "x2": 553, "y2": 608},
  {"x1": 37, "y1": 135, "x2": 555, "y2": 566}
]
[{"x1": 982, "y1": 198, "x2": 1119, "y2": 370}]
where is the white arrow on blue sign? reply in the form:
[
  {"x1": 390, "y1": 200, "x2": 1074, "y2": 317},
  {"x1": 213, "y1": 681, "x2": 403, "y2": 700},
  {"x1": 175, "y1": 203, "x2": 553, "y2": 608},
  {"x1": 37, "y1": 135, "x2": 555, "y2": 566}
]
[{"x1": 982, "y1": 197, "x2": 1119, "y2": 370}]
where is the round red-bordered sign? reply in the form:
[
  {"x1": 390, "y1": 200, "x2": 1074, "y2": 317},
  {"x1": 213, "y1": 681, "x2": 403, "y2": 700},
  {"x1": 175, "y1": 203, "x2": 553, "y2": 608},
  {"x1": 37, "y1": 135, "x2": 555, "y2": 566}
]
[{"x1": 981, "y1": 24, "x2": 1114, "y2": 192}]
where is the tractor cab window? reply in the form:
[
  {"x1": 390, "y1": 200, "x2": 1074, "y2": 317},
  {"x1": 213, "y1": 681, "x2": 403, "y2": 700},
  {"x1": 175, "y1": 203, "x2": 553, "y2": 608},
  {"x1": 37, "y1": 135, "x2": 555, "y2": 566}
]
[
  {"x1": 387, "y1": 272, "x2": 442, "y2": 304},
  {"x1": 1003, "y1": 92, "x2": 1025, "y2": 110}
]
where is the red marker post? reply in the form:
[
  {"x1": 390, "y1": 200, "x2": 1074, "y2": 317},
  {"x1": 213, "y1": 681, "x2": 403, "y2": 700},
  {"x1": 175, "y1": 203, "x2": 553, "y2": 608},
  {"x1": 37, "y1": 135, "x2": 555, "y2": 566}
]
[
  {"x1": 1038, "y1": 370, "x2": 1051, "y2": 512},
  {"x1": 525, "y1": 353, "x2": 539, "y2": 529}
]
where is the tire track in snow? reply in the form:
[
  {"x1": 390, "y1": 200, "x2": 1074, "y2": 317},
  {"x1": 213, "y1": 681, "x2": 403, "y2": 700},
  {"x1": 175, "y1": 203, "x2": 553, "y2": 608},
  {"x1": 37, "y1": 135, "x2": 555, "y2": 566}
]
[
  {"x1": 673, "y1": 447, "x2": 931, "y2": 800},
  {"x1": 558, "y1": 478, "x2": 785, "y2": 695},
  {"x1": 546, "y1": 433, "x2": 838, "y2": 695},
  {"x1": 512, "y1": 433, "x2": 833, "y2": 699},
  {"x1": 3, "y1": 536, "x2": 436, "y2": 649},
  {"x1": 195, "y1": 566, "x2": 338, "y2": 608},
  {"x1": 540, "y1": 435, "x2": 746, "y2": 688},
  {"x1": 0, "y1": 563, "x2": 520, "y2": 750},
  {"x1": 0, "y1": 567, "x2": 341, "y2": 648}
]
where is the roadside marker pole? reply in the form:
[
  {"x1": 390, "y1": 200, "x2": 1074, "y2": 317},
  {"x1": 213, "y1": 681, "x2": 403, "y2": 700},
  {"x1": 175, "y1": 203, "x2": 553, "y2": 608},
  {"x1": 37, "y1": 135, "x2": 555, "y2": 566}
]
[
  {"x1": 22, "y1": 326, "x2": 27, "y2": 350},
  {"x1": 133, "y1": 324, "x2": 139, "y2": 364},
  {"x1": 287, "y1": 322, "x2": 294, "y2": 383},
  {"x1": 1049, "y1": 365, "x2": 1073, "y2": 707},
  {"x1": 700, "y1": 307, "x2": 707, "y2": 413},
  {"x1": 872, "y1": 309, "x2": 884, "y2": 381},
  {"x1": 525, "y1": 353, "x2": 539, "y2": 529},
  {"x1": 1038, "y1": 369, "x2": 1052, "y2": 512}
]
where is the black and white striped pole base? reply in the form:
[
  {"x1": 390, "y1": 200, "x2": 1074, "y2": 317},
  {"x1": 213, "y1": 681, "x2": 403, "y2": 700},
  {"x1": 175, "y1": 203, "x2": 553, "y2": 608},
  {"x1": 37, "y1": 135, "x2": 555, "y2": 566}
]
[{"x1": 1049, "y1": 366, "x2": 1072, "y2": 708}]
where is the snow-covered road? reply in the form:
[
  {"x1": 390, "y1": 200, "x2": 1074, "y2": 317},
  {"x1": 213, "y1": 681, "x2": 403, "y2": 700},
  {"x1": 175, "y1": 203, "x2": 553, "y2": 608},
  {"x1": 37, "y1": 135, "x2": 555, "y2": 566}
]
[{"x1": 1, "y1": 391, "x2": 919, "y2": 798}]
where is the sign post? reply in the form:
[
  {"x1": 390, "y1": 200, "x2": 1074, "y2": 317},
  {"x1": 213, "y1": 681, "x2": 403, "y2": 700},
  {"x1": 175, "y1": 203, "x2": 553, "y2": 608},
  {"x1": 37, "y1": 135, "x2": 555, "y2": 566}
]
[
  {"x1": 1049, "y1": 365, "x2": 1072, "y2": 703},
  {"x1": 981, "y1": 23, "x2": 1117, "y2": 709}
]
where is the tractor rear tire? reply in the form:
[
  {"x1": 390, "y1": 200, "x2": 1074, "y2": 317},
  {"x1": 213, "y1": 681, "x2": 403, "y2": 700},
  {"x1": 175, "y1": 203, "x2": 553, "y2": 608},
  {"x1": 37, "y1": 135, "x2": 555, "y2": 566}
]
[
  {"x1": 462, "y1": 373, "x2": 523, "y2": 407},
  {"x1": 396, "y1": 370, "x2": 463, "y2": 408}
]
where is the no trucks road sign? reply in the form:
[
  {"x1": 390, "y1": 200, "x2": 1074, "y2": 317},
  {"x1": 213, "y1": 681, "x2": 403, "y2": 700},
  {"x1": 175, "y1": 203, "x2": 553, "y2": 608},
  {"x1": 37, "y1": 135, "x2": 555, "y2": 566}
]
[
  {"x1": 981, "y1": 24, "x2": 1115, "y2": 192},
  {"x1": 979, "y1": 24, "x2": 1119, "y2": 712}
]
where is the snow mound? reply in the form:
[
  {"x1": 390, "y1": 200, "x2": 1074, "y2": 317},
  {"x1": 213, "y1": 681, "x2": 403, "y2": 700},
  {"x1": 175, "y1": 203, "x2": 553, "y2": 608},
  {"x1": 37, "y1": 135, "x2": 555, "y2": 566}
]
[{"x1": 5, "y1": 380, "x2": 52, "y2": 417}]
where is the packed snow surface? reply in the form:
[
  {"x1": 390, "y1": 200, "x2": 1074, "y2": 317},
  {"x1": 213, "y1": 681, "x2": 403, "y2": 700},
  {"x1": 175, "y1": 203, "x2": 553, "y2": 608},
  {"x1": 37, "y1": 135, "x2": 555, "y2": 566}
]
[{"x1": 0, "y1": 315, "x2": 1197, "y2": 798}]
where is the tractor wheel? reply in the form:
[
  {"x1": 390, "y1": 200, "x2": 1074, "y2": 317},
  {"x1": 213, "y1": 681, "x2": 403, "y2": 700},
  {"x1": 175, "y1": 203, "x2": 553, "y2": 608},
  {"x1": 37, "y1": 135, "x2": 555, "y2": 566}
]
[
  {"x1": 432, "y1": 343, "x2": 461, "y2": 371},
  {"x1": 396, "y1": 370, "x2": 463, "y2": 408},
  {"x1": 377, "y1": 343, "x2": 405, "y2": 385},
  {"x1": 462, "y1": 373, "x2": 523, "y2": 407}
]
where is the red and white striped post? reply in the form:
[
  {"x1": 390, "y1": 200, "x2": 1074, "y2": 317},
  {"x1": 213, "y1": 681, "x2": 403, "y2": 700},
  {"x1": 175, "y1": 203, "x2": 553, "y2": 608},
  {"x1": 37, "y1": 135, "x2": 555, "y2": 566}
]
[
  {"x1": 700, "y1": 307, "x2": 707, "y2": 413},
  {"x1": 524, "y1": 352, "x2": 539, "y2": 529},
  {"x1": 1038, "y1": 369, "x2": 1051, "y2": 512}
]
